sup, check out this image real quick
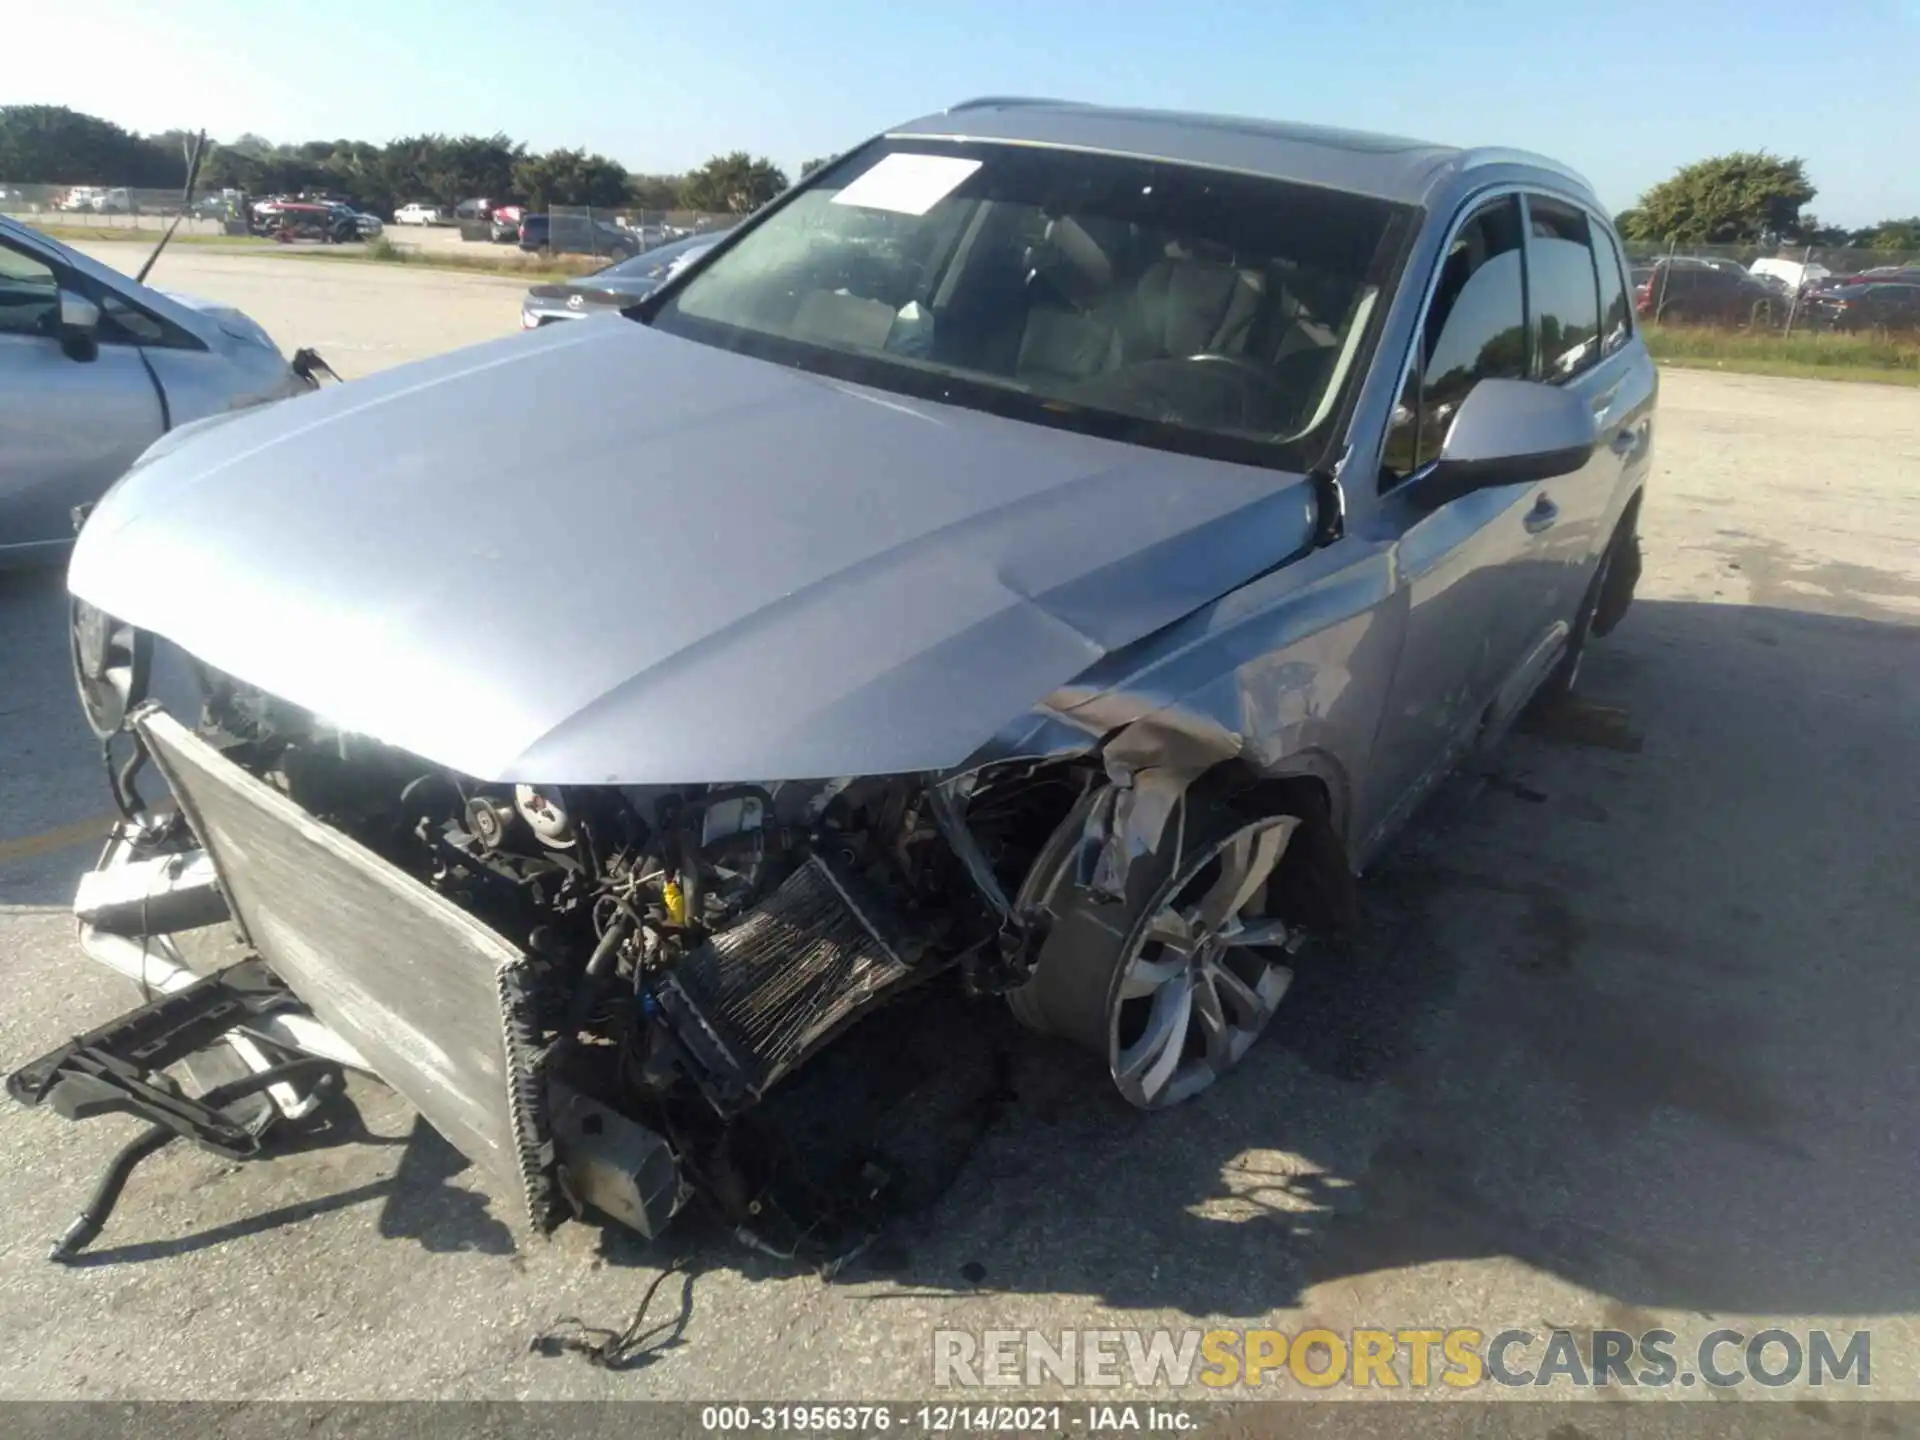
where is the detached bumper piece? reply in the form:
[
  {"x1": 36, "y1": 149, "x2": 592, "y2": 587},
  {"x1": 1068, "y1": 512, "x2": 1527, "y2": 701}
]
[
  {"x1": 6, "y1": 960, "x2": 337, "y2": 1261},
  {"x1": 656, "y1": 855, "x2": 920, "y2": 1112},
  {"x1": 9, "y1": 959, "x2": 297, "y2": 1156}
]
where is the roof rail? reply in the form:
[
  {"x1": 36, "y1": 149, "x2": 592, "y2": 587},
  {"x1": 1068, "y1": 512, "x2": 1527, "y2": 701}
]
[
  {"x1": 946, "y1": 95, "x2": 1082, "y2": 114},
  {"x1": 1460, "y1": 146, "x2": 1595, "y2": 197}
]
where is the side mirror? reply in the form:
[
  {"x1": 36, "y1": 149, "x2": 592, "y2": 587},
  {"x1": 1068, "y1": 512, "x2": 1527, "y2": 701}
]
[
  {"x1": 1424, "y1": 378, "x2": 1595, "y2": 506},
  {"x1": 58, "y1": 289, "x2": 101, "y2": 363}
]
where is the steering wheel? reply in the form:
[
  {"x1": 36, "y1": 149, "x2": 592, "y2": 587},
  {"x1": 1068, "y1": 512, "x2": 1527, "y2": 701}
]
[
  {"x1": 1182, "y1": 351, "x2": 1281, "y2": 381},
  {"x1": 1179, "y1": 352, "x2": 1299, "y2": 427}
]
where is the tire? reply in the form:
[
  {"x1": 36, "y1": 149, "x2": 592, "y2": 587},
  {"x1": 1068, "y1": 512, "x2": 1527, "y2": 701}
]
[
  {"x1": 1535, "y1": 510, "x2": 1637, "y2": 707},
  {"x1": 1006, "y1": 791, "x2": 1303, "y2": 1110}
]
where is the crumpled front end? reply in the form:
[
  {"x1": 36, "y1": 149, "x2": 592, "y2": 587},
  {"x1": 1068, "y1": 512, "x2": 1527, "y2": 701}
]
[{"x1": 26, "y1": 635, "x2": 1115, "y2": 1259}]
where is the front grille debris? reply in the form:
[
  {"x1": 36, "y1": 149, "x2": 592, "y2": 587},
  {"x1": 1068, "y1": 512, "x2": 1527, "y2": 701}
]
[{"x1": 656, "y1": 856, "x2": 915, "y2": 1109}]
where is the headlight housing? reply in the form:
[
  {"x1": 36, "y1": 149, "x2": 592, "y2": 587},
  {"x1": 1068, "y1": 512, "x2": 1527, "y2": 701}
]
[{"x1": 71, "y1": 598, "x2": 150, "y2": 738}]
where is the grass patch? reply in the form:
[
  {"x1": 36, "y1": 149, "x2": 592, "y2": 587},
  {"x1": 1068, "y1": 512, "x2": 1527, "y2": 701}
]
[
  {"x1": 27, "y1": 220, "x2": 594, "y2": 278},
  {"x1": 357, "y1": 235, "x2": 601, "y2": 278},
  {"x1": 24, "y1": 222, "x2": 270, "y2": 249},
  {"x1": 1644, "y1": 322, "x2": 1920, "y2": 386}
]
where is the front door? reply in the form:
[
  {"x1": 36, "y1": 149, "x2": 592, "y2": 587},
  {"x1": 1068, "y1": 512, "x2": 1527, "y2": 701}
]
[
  {"x1": 0, "y1": 233, "x2": 165, "y2": 558},
  {"x1": 1356, "y1": 193, "x2": 1557, "y2": 854}
]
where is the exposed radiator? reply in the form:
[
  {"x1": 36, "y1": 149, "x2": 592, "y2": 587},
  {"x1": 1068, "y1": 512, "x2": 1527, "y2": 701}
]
[
  {"x1": 133, "y1": 705, "x2": 556, "y2": 1231},
  {"x1": 655, "y1": 855, "x2": 916, "y2": 1109}
]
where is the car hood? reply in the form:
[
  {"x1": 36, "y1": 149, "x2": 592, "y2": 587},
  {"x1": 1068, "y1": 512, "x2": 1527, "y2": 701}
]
[
  {"x1": 70, "y1": 320, "x2": 1317, "y2": 784},
  {"x1": 527, "y1": 275, "x2": 662, "y2": 306},
  {"x1": 158, "y1": 291, "x2": 282, "y2": 351},
  {"x1": 529, "y1": 234, "x2": 733, "y2": 309}
]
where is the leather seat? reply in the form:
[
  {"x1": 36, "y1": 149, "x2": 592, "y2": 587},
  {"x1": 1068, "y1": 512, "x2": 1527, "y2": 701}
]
[
  {"x1": 1126, "y1": 248, "x2": 1266, "y2": 361},
  {"x1": 1016, "y1": 233, "x2": 1269, "y2": 386}
]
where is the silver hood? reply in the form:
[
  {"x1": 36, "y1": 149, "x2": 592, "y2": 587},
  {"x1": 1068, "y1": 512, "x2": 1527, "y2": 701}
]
[
  {"x1": 159, "y1": 291, "x2": 282, "y2": 352},
  {"x1": 70, "y1": 320, "x2": 1317, "y2": 783}
]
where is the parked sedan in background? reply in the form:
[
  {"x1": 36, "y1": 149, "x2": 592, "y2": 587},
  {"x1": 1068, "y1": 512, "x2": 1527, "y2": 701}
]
[
  {"x1": 0, "y1": 215, "x2": 320, "y2": 566},
  {"x1": 1803, "y1": 282, "x2": 1920, "y2": 331},
  {"x1": 40, "y1": 105, "x2": 1650, "y2": 1265},
  {"x1": 519, "y1": 228, "x2": 733, "y2": 327}
]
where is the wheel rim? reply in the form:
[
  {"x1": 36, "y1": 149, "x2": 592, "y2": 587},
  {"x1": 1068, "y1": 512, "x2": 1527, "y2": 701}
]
[{"x1": 1107, "y1": 817, "x2": 1299, "y2": 1109}]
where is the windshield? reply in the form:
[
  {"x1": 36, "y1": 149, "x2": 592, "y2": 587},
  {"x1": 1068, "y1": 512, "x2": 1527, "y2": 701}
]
[{"x1": 648, "y1": 140, "x2": 1413, "y2": 470}]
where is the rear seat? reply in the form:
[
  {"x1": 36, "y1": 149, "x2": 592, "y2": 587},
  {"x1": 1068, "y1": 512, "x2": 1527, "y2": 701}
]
[{"x1": 1126, "y1": 250, "x2": 1266, "y2": 361}]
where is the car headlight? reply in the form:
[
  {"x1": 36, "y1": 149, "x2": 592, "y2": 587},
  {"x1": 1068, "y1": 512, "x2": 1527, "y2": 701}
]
[{"x1": 71, "y1": 598, "x2": 151, "y2": 738}]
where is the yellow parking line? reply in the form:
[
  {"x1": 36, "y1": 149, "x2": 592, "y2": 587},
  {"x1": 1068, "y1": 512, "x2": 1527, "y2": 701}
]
[{"x1": 0, "y1": 815, "x2": 118, "y2": 864}]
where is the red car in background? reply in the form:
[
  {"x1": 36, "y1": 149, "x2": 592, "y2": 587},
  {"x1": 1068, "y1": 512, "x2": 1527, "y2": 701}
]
[
  {"x1": 1823, "y1": 266, "x2": 1920, "y2": 289},
  {"x1": 490, "y1": 205, "x2": 526, "y2": 241}
]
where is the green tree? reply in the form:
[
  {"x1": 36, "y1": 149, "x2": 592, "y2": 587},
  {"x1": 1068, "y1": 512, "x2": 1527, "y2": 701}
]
[
  {"x1": 197, "y1": 131, "x2": 528, "y2": 215},
  {"x1": 436, "y1": 134, "x2": 524, "y2": 202},
  {"x1": 512, "y1": 149, "x2": 631, "y2": 210},
  {"x1": 1787, "y1": 213, "x2": 1853, "y2": 247},
  {"x1": 799, "y1": 155, "x2": 833, "y2": 179},
  {"x1": 680, "y1": 151, "x2": 789, "y2": 213},
  {"x1": 1618, "y1": 152, "x2": 1816, "y2": 245},
  {"x1": 0, "y1": 104, "x2": 185, "y2": 186},
  {"x1": 1859, "y1": 217, "x2": 1920, "y2": 253},
  {"x1": 626, "y1": 172, "x2": 684, "y2": 210}
]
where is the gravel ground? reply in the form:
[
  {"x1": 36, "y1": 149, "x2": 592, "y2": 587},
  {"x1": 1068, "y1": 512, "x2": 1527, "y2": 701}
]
[{"x1": 1, "y1": 248, "x2": 1916, "y2": 1402}]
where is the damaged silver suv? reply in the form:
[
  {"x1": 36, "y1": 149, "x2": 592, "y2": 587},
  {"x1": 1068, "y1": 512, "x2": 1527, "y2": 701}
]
[{"x1": 25, "y1": 100, "x2": 1652, "y2": 1261}]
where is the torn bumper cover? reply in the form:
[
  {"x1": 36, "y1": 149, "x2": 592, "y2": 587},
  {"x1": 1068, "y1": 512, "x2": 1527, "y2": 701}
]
[{"x1": 40, "y1": 704, "x2": 686, "y2": 1240}]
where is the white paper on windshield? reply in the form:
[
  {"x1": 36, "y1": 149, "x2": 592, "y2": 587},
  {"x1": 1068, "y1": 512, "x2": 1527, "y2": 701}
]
[{"x1": 831, "y1": 153, "x2": 981, "y2": 216}]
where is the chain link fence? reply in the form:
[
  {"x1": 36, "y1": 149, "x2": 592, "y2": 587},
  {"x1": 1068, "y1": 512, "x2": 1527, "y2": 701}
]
[
  {"x1": 2, "y1": 187, "x2": 740, "y2": 253},
  {"x1": 533, "y1": 205, "x2": 734, "y2": 259},
  {"x1": 0, "y1": 182, "x2": 249, "y2": 234},
  {"x1": 1623, "y1": 239, "x2": 1920, "y2": 334},
  {"x1": 1623, "y1": 240, "x2": 1920, "y2": 276}
]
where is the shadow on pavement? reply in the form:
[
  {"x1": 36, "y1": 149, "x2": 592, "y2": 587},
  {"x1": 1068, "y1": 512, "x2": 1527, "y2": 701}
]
[
  {"x1": 60, "y1": 1094, "x2": 519, "y2": 1266},
  {"x1": 609, "y1": 598, "x2": 1919, "y2": 1322},
  {"x1": 0, "y1": 564, "x2": 109, "y2": 909}
]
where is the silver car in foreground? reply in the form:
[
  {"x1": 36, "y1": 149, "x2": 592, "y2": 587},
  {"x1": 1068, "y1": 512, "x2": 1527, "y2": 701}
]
[
  {"x1": 23, "y1": 101, "x2": 1651, "y2": 1263},
  {"x1": 0, "y1": 216, "x2": 319, "y2": 567}
]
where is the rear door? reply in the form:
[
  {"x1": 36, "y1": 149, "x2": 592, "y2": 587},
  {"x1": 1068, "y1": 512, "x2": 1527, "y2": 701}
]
[
  {"x1": 1504, "y1": 194, "x2": 1613, "y2": 679},
  {"x1": 1492, "y1": 199, "x2": 1653, "y2": 708},
  {"x1": 0, "y1": 231, "x2": 165, "y2": 558}
]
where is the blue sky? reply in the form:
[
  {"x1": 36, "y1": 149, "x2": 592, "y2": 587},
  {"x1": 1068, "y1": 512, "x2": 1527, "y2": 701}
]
[{"x1": 17, "y1": 0, "x2": 1919, "y2": 224}]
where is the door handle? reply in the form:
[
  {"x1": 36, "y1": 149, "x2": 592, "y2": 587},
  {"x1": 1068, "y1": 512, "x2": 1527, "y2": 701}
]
[{"x1": 1523, "y1": 494, "x2": 1559, "y2": 534}]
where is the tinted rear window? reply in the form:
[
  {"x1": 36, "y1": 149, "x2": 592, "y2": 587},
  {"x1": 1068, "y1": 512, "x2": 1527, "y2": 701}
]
[{"x1": 1526, "y1": 197, "x2": 1600, "y2": 380}]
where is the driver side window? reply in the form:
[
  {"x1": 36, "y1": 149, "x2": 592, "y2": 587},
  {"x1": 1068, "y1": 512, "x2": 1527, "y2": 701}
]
[
  {"x1": 1382, "y1": 196, "x2": 1529, "y2": 487},
  {"x1": 0, "y1": 238, "x2": 60, "y2": 339}
]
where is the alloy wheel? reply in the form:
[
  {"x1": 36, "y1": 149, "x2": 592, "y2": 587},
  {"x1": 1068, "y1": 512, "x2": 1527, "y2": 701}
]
[{"x1": 1106, "y1": 817, "x2": 1300, "y2": 1109}]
